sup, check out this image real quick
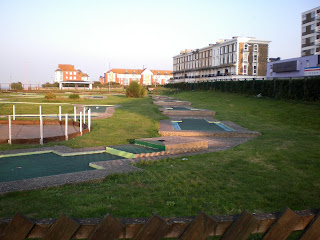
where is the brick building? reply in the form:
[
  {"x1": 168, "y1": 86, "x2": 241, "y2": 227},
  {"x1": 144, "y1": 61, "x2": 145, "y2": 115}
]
[
  {"x1": 172, "y1": 36, "x2": 270, "y2": 82},
  {"x1": 54, "y1": 64, "x2": 92, "y2": 90},
  {"x1": 100, "y1": 68, "x2": 172, "y2": 86},
  {"x1": 54, "y1": 64, "x2": 89, "y2": 82}
]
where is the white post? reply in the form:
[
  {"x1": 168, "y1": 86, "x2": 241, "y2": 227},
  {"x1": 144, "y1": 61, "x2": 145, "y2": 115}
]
[
  {"x1": 74, "y1": 106, "x2": 76, "y2": 122},
  {"x1": 59, "y1": 106, "x2": 61, "y2": 121},
  {"x1": 83, "y1": 106, "x2": 86, "y2": 124},
  {"x1": 40, "y1": 115, "x2": 43, "y2": 145},
  {"x1": 65, "y1": 113, "x2": 68, "y2": 140},
  {"x1": 13, "y1": 105, "x2": 16, "y2": 121},
  {"x1": 39, "y1": 105, "x2": 42, "y2": 117},
  {"x1": 8, "y1": 115, "x2": 12, "y2": 145},
  {"x1": 88, "y1": 108, "x2": 91, "y2": 132},
  {"x1": 80, "y1": 111, "x2": 82, "y2": 136}
]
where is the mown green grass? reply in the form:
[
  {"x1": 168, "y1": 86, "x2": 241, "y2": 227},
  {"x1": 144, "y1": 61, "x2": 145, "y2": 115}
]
[
  {"x1": 0, "y1": 91, "x2": 319, "y2": 223},
  {"x1": 0, "y1": 94, "x2": 166, "y2": 150}
]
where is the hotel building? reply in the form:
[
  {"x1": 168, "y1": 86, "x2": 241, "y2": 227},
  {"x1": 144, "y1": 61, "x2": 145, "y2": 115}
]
[
  {"x1": 301, "y1": 6, "x2": 320, "y2": 56},
  {"x1": 54, "y1": 64, "x2": 90, "y2": 82},
  {"x1": 172, "y1": 36, "x2": 270, "y2": 82},
  {"x1": 54, "y1": 64, "x2": 92, "y2": 89},
  {"x1": 101, "y1": 68, "x2": 172, "y2": 86}
]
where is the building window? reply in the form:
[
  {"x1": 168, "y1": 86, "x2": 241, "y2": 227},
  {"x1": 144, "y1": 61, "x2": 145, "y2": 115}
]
[
  {"x1": 311, "y1": 48, "x2": 315, "y2": 55},
  {"x1": 253, "y1": 44, "x2": 258, "y2": 51},
  {"x1": 225, "y1": 46, "x2": 228, "y2": 53},
  {"x1": 244, "y1": 44, "x2": 248, "y2": 51},
  {"x1": 243, "y1": 53, "x2": 248, "y2": 63},
  {"x1": 66, "y1": 76, "x2": 68, "y2": 79},
  {"x1": 233, "y1": 53, "x2": 237, "y2": 63},
  {"x1": 243, "y1": 64, "x2": 248, "y2": 75},
  {"x1": 73, "y1": 72, "x2": 76, "y2": 75},
  {"x1": 220, "y1": 47, "x2": 224, "y2": 54},
  {"x1": 253, "y1": 65, "x2": 257, "y2": 75},
  {"x1": 66, "y1": 72, "x2": 69, "y2": 75},
  {"x1": 233, "y1": 43, "x2": 237, "y2": 52},
  {"x1": 74, "y1": 76, "x2": 76, "y2": 80},
  {"x1": 229, "y1": 45, "x2": 232, "y2": 53},
  {"x1": 253, "y1": 54, "x2": 258, "y2": 62},
  {"x1": 302, "y1": 14, "x2": 306, "y2": 22}
]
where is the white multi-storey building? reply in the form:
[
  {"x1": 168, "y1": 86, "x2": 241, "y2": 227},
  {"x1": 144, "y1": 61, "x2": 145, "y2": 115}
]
[
  {"x1": 301, "y1": 6, "x2": 320, "y2": 56},
  {"x1": 173, "y1": 36, "x2": 270, "y2": 82}
]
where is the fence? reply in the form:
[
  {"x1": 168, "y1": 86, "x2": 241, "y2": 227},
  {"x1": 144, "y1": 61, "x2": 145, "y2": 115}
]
[
  {"x1": 166, "y1": 77, "x2": 320, "y2": 101},
  {"x1": 0, "y1": 208, "x2": 319, "y2": 239}
]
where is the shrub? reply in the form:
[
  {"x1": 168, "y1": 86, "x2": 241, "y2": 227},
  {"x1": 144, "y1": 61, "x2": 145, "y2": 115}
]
[
  {"x1": 10, "y1": 82, "x2": 23, "y2": 90},
  {"x1": 69, "y1": 93, "x2": 80, "y2": 99},
  {"x1": 45, "y1": 92, "x2": 56, "y2": 99},
  {"x1": 126, "y1": 81, "x2": 147, "y2": 98}
]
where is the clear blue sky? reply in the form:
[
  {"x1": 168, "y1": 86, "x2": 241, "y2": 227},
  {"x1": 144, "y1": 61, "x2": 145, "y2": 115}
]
[{"x1": 0, "y1": 0, "x2": 318, "y2": 85}]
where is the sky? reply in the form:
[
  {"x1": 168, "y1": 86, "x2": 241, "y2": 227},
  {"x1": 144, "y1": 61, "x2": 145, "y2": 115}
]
[{"x1": 0, "y1": 0, "x2": 319, "y2": 86}]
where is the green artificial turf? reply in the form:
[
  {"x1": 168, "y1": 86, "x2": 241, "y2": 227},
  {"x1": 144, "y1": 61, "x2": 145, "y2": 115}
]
[{"x1": 0, "y1": 90, "x2": 319, "y2": 227}]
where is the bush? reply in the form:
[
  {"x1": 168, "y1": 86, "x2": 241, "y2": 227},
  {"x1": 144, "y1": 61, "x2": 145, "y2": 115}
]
[
  {"x1": 126, "y1": 81, "x2": 147, "y2": 98},
  {"x1": 69, "y1": 93, "x2": 80, "y2": 99},
  {"x1": 10, "y1": 82, "x2": 23, "y2": 90},
  {"x1": 45, "y1": 92, "x2": 56, "y2": 99}
]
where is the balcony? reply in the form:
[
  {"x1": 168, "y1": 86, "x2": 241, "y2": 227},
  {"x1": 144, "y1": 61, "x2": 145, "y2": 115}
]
[
  {"x1": 316, "y1": 14, "x2": 320, "y2": 20},
  {"x1": 316, "y1": 39, "x2": 320, "y2": 46}
]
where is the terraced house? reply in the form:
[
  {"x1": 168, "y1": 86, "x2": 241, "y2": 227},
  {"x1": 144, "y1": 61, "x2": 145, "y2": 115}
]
[
  {"x1": 101, "y1": 68, "x2": 172, "y2": 86},
  {"x1": 301, "y1": 6, "x2": 320, "y2": 56},
  {"x1": 172, "y1": 36, "x2": 270, "y2": 82}
]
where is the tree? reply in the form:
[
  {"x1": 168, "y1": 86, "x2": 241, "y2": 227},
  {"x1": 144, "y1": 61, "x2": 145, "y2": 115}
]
[
  {"x1": 126, "y1": 81, "x2": 147, "y2": 98},
  {"x1": 10, "y1": 82, "x2": 23, "y2": 90},
  {"x1": 42, "y1": 82, "x2": 59, "y2": 88}
]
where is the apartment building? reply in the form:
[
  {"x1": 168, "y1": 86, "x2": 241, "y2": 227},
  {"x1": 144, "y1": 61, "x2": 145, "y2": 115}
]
[
  {"x1": 173, "y1": 36, "x2": 270, "y2": 82},
  {"x1": 54, "y1": 64, "x2": 89, "y2": 82},
  {"x1": 301, "y1": 6, "x2": 320, "y2": 56},
  {"x1": 101, "y1": 68, "x2": 172, "y2": 86}
]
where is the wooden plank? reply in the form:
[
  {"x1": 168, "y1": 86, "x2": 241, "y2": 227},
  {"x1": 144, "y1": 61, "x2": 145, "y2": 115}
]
[
  {"x1": 0, "y1": 212, "x2": 34, "y2": 240},
  {"x1": 299, "y1": 212, "x2": 320, "y2": 240},
  {"x1": 262, "y1": 208, "x2": 300, "y2": 240},
  {"x1": 179, "y1": 212, "x2": 217, "y2": 240},
  {"x1": 220, "y1": 210, "x2": 259, "y2": 240},
  {"x1": 88, "y1": 214, "x2": 124, "y2": 240},
  {"x1": 133, "y1": 215, "x2": 170, "y2": 240},
  {"x1": 43, "y1": 214, "x2": 80, "y2": 240},
  {"x1": 0, "y1": 209, "x2": 317, "y2": 239}
]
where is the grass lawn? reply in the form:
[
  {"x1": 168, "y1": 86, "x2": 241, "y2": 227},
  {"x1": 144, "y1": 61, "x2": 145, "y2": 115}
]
[
  {"x1": 0, "y1": 93, "x2": 166, "y2": 150},
  {"x1": 0, "y1": 90, "x2": 319, "y2": 220}
]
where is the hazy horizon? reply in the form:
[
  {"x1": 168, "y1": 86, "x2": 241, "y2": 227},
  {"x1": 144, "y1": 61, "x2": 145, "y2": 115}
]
[{"x1": 0, "y1": 0, "x2": 318, "y2": 86}]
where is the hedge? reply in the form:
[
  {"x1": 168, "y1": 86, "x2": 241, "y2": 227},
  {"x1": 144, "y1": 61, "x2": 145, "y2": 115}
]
[{"x1": 166, "y1": 77, "x2": 320, "y2": 101}]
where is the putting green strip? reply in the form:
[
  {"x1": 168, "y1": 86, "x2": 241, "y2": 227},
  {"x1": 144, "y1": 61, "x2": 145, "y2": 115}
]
[
  {"x1": 0, "y1": 150, "x2": 107, "y2": 158},
  {"x1": 171, "y1": 120, "x2": 183, "y2": 123},
  {"x1": 105, "y1": 147, "x2": 137, "y2": 158},
  {"x1": 89, "y1": 162, "x2": 105, "y2": 169},
  {"x1": 165, "y1": 108, "x2": 173, "y2": 110},
  {"x1": 0, "y1": 150, "x2": 53, "y2": 158},
  {"x1": 135, "y1": 140, "x2": 166, "y2": 151},
  {"x1": 54, "y1": 150, "x2": 107, "y2": 157}
]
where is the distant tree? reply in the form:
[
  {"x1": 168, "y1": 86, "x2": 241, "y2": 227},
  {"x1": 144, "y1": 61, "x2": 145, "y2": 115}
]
[
  {"x1": 10, "y1": 82, "x2": 23, "y2": 90},
  {"x1": 42, "y1": 82, "x2": 59, "y2": 88},
  {"x1": 93, "y1": 81, "x2": 102, "y2": 88}
]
